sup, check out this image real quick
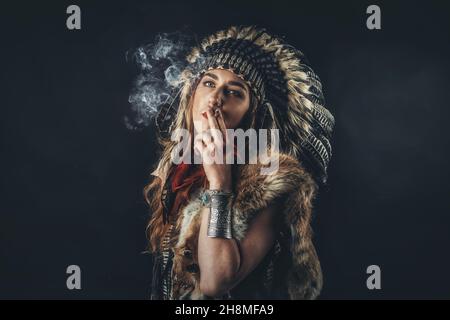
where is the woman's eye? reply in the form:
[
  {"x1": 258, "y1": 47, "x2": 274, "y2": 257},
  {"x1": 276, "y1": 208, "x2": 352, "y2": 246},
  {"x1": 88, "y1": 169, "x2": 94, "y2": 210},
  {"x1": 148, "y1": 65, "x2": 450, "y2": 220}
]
[
  {"x1": 226, "y1": 89, "x2": 243, "y2": 98},
  {"x1": 203, "y1": 80, "x2": 215, "y2": 88}
]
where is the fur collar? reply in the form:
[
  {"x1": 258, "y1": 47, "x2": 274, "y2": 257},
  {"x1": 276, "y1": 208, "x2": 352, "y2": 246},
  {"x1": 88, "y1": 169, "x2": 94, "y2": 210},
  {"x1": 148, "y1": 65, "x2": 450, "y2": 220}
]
[{"x1": 171, "y1": 152, "x2": 323, "y2": 300}]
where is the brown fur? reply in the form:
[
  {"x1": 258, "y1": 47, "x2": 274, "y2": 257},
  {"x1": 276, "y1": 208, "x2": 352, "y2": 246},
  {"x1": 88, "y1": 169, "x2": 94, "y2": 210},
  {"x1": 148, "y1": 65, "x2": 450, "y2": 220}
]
[{"x1": 170, "y1": 152, "x2": 323, "y2": 300}]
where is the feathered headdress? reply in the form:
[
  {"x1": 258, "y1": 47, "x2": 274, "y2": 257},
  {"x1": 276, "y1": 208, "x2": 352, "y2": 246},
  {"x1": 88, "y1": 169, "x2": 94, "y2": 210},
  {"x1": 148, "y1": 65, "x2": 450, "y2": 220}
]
[{"x1": 154, "y1": 25, "x2": 334, "y2": 184}]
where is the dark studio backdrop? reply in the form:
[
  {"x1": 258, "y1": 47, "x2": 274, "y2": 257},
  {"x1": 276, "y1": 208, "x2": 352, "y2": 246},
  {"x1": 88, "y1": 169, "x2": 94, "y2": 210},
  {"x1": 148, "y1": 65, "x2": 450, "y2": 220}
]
[{"x1": 1, "y1": 0, "x2": 450, "y2": 299}]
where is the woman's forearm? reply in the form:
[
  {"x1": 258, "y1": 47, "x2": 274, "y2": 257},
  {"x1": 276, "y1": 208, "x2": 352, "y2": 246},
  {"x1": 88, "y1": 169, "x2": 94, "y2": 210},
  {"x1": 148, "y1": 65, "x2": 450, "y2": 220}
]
[{"x1": 197, "y1": 205, "x2": 241, "y2": 297}]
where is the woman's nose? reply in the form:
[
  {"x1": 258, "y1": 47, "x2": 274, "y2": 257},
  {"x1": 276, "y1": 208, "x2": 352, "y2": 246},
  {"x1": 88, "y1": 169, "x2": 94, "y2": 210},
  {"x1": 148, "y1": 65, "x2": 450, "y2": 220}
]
[{"x1": 208, "y1": 92, "x2": 224, "y2": 109}]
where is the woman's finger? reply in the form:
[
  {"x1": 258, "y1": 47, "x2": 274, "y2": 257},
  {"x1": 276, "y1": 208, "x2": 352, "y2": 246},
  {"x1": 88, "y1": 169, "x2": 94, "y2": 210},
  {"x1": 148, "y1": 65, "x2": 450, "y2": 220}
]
[
  {"x1": 194, "y1": 138, "x2": 205, "y2": 155},
  {"x1": 194, "y1": 131, "x2": 203, "y2": 146},
  {"x1": 216, "y1": 109, "x2": 228, "y2": 144},
  {"x1": 197, "y1": 136, "x2": 216, "y2": 165},
  {"x1": 200, "y1": 131, "x2": 213, "y2": 146},
  {"x1": 194, "y1": 137, "x2": 211, "y2": 157},
  {"x1": 206, "y1": 107, "x2": 223, "y2": 143}
]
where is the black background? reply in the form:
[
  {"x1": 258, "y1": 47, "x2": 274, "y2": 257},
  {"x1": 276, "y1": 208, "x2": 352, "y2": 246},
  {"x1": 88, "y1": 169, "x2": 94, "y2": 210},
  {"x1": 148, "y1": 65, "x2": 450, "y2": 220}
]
[{"x1": 1, "y1": 0, "x2": 450, "y2": 299}]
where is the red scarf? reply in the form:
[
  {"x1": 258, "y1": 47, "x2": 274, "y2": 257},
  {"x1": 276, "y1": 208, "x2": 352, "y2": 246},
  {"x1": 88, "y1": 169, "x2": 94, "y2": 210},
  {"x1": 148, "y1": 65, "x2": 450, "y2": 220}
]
[{"x1": 167, "y1": 163, "x2": 206, "y2": 220}]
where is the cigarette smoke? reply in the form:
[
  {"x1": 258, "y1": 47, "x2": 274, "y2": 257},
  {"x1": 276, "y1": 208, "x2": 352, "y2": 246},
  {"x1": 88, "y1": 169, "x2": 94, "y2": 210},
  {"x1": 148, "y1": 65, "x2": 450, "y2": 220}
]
[{"x1": 125, "y1": 30, "x2": 197, "y2": 131}]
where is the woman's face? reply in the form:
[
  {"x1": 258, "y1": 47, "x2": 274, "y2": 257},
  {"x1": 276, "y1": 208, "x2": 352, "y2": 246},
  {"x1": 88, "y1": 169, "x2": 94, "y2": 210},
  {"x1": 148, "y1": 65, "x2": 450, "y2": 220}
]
[{"x1": 191, "y1": 69, "x2": 251, "y2": 134}]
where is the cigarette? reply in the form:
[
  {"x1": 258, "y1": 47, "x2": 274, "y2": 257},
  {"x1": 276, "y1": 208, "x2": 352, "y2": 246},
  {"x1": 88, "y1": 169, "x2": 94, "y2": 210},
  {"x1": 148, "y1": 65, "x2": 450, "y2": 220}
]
[{"x1": 212, "y1": 106, "x2": 220, "y2": 118}]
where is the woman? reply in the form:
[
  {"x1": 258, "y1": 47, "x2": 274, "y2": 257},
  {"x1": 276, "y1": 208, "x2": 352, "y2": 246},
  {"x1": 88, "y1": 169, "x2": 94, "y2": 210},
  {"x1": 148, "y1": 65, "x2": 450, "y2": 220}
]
[{"x1": 144, "y1": 25, "x2": 334, "y2": 300}]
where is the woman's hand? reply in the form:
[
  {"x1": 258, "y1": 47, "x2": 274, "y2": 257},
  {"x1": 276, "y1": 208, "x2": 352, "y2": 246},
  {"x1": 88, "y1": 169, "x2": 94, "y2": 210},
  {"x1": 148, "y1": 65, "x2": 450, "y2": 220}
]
[{"x1": 194, "y1": 104, "x2": 232, "y2": 192}]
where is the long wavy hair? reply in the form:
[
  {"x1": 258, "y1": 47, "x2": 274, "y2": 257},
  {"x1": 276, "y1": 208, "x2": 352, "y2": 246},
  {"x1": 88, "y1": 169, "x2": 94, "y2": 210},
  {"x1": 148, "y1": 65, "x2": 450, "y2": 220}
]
[{"x1": 144, "y1": 69, "x2": 259, "y2": 253}]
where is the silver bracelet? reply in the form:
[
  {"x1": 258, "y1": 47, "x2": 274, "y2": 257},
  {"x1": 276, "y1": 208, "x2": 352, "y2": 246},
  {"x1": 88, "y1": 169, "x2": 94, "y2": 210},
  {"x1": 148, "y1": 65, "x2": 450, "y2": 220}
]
[
  {"x1": 202, "y1": 190, "x2": 234, "y2": 239},
  {"x1": 199, "y1": 189, "x2": 232, "y2": 207}
]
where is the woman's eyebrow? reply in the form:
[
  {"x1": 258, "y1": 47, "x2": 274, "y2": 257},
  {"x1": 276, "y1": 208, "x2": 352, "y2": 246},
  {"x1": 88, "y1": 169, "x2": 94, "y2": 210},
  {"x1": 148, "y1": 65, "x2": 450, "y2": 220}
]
[
  {"x1": 204, "y1": 72, "x2": 218, "y2": 80},
  {"x1": 227, "y1": 81, "x2": 248, "y2": 93}
]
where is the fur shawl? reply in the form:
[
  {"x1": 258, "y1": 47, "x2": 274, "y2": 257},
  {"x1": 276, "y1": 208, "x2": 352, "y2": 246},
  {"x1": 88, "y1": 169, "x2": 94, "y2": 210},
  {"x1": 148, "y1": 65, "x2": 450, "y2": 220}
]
[{"x1": 170, "y1": 152, "x2": 323, "y2": 300}]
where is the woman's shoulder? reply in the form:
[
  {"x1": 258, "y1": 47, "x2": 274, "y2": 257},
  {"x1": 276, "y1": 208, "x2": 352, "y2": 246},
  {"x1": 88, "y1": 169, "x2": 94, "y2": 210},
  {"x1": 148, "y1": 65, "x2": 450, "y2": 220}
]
[
  {"x1": 232, "y1": 152, "x2": 318, "y2": 241},
  {"x1": 235, "y1": 152, "x2": 317, "y2": 205}
]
